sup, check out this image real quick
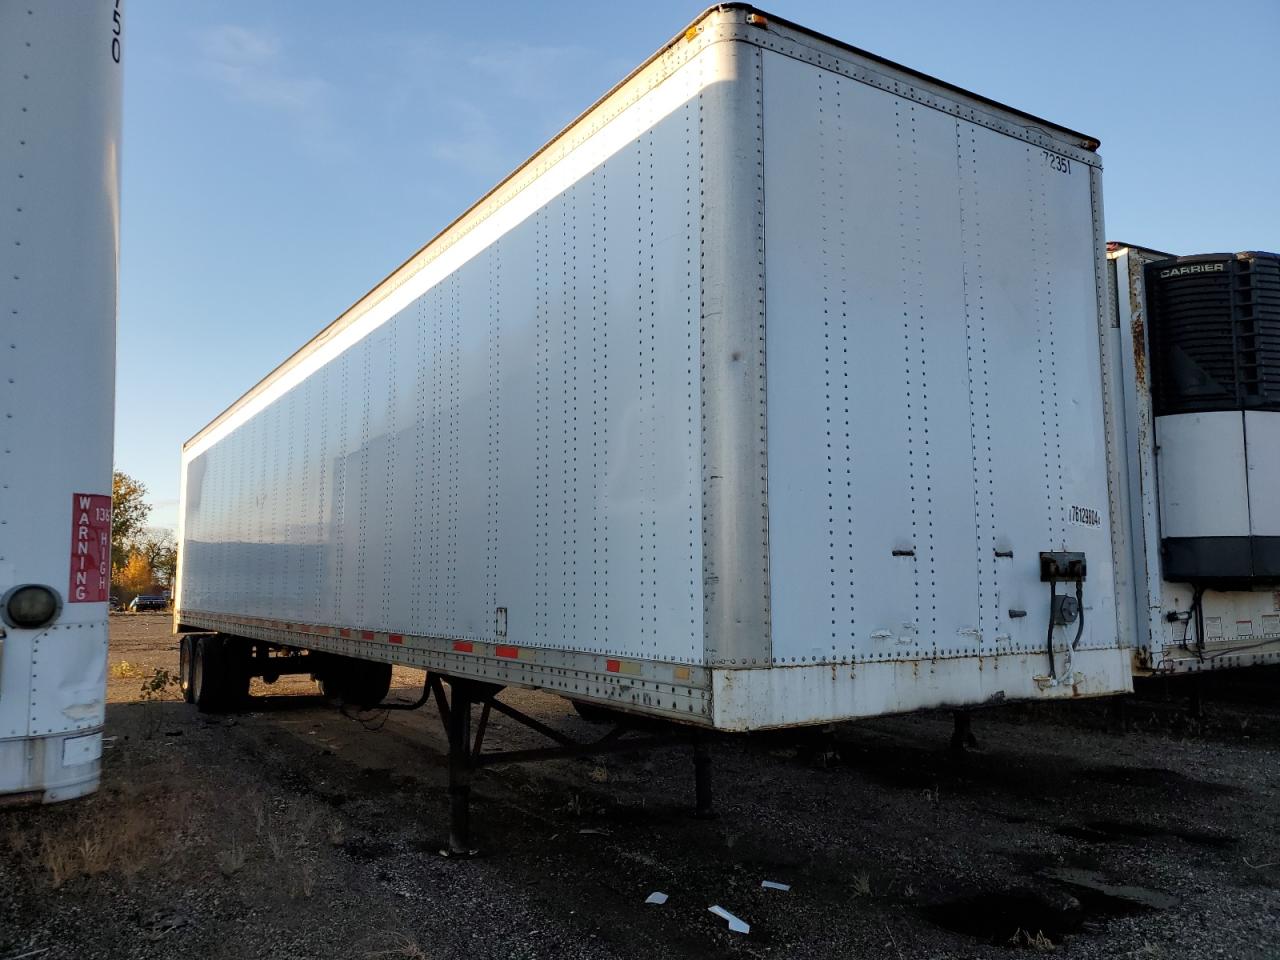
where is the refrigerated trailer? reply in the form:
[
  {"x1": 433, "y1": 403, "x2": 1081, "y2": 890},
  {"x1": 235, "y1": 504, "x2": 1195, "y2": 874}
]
[
  {"x1": 0, "y1": 3, "x2": 122, "y2": 803},
  {"x1": 1108, "y1": 242, "x2": 1280, "y2": 674},
  {"x1": 176, "y1": 5, "x2": 1132, "y2": 842}
]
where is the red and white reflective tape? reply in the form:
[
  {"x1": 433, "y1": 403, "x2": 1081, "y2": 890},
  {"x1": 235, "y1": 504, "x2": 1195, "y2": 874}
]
[{"x1": 180, "y1": 611, "x2": 685, "y2": 683}]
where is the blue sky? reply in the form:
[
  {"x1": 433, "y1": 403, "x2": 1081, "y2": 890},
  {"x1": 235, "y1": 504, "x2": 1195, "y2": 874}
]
[{"x1": 119, "y1": 1, "x2": 1279, "y2": 529}]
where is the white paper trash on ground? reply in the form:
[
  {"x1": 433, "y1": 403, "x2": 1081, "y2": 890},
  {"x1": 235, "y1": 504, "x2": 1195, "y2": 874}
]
[
  {"x1": 761, "y1": 880, "x2": 790, "y2": 891},
  {"x1": 708, "y1": 906, "x2": 749, "y2": 934},
  {"x1": 645, "y1": 892, "x2": 668, "y2": 905}
]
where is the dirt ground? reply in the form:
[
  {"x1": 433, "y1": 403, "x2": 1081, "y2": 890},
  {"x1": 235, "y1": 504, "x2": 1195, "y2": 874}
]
[{"x1": 1, "y1": 615, "x2": 1277, "y2": 959}]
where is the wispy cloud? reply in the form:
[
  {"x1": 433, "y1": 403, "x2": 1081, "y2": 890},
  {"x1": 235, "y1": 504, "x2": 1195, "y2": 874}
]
[
  {"x1": 426, "y1": 98, "x2": 503, "y2": 170},
  {"x1": 465, "y1": 41, "x2": 598, "y2": 102},
  {"x1": 200, "y1": 25, "x2": 338, "y2": 151},
  {"x1": 196, "y1": 22, "x2": 631, "y2": 180},
  {"x1": 380, "y1": 32, "x2": 628, "y2": 178}
]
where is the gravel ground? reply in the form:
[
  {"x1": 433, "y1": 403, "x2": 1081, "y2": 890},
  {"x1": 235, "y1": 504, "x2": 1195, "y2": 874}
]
[{"x1": 0, "y1": 614, "x2": 1277, "y2": 959}]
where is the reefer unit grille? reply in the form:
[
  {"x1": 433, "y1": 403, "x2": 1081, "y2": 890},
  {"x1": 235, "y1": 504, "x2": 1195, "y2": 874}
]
[
  {"x1": 1146, "y1": 252, "x2": 1280, "y2": 416},
  {"x1": 1148, "y1": 252, "x2": 1280, "y2": 583}
]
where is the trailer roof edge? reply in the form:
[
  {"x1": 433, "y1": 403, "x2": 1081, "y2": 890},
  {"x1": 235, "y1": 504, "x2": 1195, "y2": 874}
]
[{"x1": 185, "y1": 3, "x2": 1100, "y2": 452}]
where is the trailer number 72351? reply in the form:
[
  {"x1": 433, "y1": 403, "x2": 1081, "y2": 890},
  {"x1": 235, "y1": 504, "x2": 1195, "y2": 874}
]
[{"x1": 1042, "y1": 150, "x2": 1072, "y2": 175}]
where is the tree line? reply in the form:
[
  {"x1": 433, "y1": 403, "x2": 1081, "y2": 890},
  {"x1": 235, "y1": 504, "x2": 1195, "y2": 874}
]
[{"x1": 111, "y1": 470, "x2": 176, "y2": 603}]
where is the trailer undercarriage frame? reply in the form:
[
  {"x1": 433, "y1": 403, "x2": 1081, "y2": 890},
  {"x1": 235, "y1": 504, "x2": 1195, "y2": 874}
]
[
  {"x1": 424, "y1": 675, "x2": 713, "y2": 855},
  {"x1": 180, "y1": 632, "x2": 714, "y2": 853}
]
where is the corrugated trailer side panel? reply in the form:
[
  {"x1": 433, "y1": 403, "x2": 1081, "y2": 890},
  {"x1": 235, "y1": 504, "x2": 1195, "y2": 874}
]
[
  {"x1": 179, "y1": 31, "x2": 736, "y2": 716},
  {"x1": 763, "y1": 48, "x2": 1116, "y2": 662},
  {"x1": 704, "y1": 34, "x2": 1130, "y2": 728},
  {"x1": 180, "y1": 8, "x2": 1134, "y2": 729}
]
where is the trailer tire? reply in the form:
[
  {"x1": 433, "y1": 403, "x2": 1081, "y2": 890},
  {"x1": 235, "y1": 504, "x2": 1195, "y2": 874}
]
[
  {"x1": 224, "y1": 637, "x2": 252, "y2": 704},
  {"x1": 192, "y1": 634, "x2": 250, "y2": 713},
  {"x1": 179, "y1": 635, "x2": 195, "y2": 703},
  {"x1": 190, "y1": 635, "x2": 218, "y2": 712}
]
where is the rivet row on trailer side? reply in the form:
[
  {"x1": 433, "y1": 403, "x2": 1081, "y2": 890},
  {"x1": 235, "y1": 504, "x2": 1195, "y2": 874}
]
[{"x1": 174, "y1": 6, "x2": 1132, "y2": 848}]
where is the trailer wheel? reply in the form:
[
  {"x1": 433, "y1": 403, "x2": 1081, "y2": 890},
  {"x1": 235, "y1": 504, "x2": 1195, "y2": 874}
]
[
  {"x1": 191, "y1": 634, "x2": 250, "y2": 713},
  {"x1": 190, "y1": 635, "x2": 216, "y2": 711},
  {"x1": 224, "y1": 637, "x2": 251, "y2": 703},
  {"x1": 178, "y1": 635, "x2": 195, "y2": 703}
]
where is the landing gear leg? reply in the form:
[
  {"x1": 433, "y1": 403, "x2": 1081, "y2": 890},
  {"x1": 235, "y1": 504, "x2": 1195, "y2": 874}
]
[
  {"x1": 424, "y1": 673, "x2": 698, "y2": 853},
  {"x1": 445, "y1": 680, "x2": 476, "y2": 858}
]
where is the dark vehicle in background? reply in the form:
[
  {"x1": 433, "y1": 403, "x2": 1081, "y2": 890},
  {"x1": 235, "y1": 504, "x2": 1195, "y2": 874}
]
[{"x1": 129, "y1": 595, "x2": 168, "y2": 613}]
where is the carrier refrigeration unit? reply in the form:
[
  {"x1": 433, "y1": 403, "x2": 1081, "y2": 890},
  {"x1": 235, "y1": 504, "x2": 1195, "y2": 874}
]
[
  {"x1": 1109, "y1": 242, "x2": 1280, "y2": 674},
  {"x1": 176, "y1": 6, "x2": 1132, "y2": 847},
  {"x1": 0, "y1": 3, "x2": 122, "y2": 803}
]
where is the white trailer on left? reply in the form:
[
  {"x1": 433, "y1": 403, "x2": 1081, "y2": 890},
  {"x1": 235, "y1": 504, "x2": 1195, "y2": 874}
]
[{"x1": 0, "y1": 3, "x2": 123, "y2": 803}]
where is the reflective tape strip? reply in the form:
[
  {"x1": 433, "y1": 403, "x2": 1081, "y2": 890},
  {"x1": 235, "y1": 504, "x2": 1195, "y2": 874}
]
[{"x1": 186, "y1": 612, "x2": 677, "y2": 681}]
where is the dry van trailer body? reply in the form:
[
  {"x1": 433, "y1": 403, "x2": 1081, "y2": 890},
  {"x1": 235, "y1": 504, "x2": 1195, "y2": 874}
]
[
  {"x1": 0, "y1": 2, "x2": 121, "y2": 803},
  {"x1": 176, "y1": 5, "x2": 1132, "y2": 732},
  {"x1": 1108, "y1": 242, "x2": 1280, "y2": 675}
]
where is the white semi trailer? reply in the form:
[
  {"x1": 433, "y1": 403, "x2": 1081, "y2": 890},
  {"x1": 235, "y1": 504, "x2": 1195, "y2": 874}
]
[
  {"x1": 0, "y1": 2, "x2": 123, "y2": 803},
  {"x1": 176, "y1": 6, "x2": 1131, "y2": 848},
  {"x1": 1108, "y1": 242, "x2": 1280, "y2": 675}
]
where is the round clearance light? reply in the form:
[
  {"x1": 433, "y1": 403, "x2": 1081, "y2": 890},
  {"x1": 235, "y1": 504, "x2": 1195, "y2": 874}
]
[{"x1": 2, "y1": 584, "x2": 62, "y2": 630}]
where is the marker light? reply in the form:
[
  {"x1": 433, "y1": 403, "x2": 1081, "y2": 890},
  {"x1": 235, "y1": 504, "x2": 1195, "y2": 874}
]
[{"x1": 2, "y1": 584, "x2": 61, "y2": 630}]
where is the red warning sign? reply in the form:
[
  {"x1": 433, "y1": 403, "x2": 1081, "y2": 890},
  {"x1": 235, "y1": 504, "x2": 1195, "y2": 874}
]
[{"x1": 69, "y1": 493, "x2": 111, "y2": 603}]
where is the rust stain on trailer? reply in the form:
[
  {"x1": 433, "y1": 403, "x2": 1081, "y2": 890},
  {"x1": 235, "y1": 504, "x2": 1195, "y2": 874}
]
[{"x1": 1128, "y1": 255, "x2": 1148, "y2": 390}]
